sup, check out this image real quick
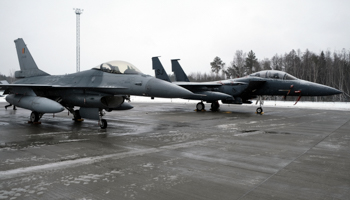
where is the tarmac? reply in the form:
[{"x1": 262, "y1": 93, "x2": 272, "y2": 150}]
[{"x1": 0, "y1": 101, "x2": 349, "y2": 200}]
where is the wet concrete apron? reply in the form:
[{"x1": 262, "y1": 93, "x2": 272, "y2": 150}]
[{"x1": 0, "y1": 102, "x2": 349, "y2": 199}]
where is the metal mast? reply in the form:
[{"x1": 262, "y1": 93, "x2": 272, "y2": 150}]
[{"x1": 74, "y1": 8, "x2": 83, "y2": 72}]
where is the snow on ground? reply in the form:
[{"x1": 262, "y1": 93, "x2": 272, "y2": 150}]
[
  {"x1": 130, "y1": 96, "x2": 350, "y2": 111},
  {"x1": 1, "y1": 95, "x2": 349, "y2": 111}
]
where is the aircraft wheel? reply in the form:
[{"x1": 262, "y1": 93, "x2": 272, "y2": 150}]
[
  {"x1": 196, "y1": 102, "x2": 205, "y2": 111},
  {"x1": 256, "y1": 107, "x2": 263, "y2": 114},
  {"x1": 100, "y1": 119, "x2": 108, "y2": 129},
  {"x1": 30, "y1": 111, "x2": 40, "y2": 122},
  {"x1": 74, "y1": 110, "x2": 82, "y2": 120},
  {"x1": 211, "y1": 102, "x2": 220, "y2": 111}
]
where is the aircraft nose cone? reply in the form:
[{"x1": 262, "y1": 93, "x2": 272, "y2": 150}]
[
  {"x1": 146, "y1": 78, "x2": 193, "y2": 98},
  {"x1": 325, "y1": 87, "x2": 342, "y2": 95},
  {"x1": 305, "y1": 81, "x2": 342, "y2": 96},
  {"x1": 315, "y1": 84, "x2": 342, "y2": 96}
]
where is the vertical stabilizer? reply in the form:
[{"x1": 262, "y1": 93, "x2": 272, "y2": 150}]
[
  {"x1": 14, "y1": 38, "x2": 49, "y2": 78},
  {"x1": 152, "y1": 57, "x2": 171, "y2": 82},
  {"x1": 171, "y1": 59, "x2": 190, "y2": 82}
]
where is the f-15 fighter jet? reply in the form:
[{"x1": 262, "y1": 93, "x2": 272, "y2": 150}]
[{"x1": 153, "y1": 57, "x2": 341, "y2": 114}]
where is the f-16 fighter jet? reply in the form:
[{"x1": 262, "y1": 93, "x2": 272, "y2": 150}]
[
  {"x1": 152, "y1": 57, "x2": 341, "y2": 114},
  {"x1": 0, "y1": 39, "x2": 194, "y2": 129}
]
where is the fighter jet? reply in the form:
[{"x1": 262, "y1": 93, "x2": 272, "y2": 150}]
[
  {"x1": 0, "y1": 39, "x2": 194, "y2": 129},
  {"x1": 153, "y1": 57, "x2": 342, "y2": 114},
  {"x1": 153, "y1": 57, "x2": 234, "y2": 105}
]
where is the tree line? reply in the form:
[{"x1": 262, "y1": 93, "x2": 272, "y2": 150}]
[{"x1": 184, "y1": 49, "x2": 349, "y2": 102}]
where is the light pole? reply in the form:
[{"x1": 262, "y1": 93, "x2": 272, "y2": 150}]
[{"x1": 73, "y1": 8, "x2": 83, "y2": 72}]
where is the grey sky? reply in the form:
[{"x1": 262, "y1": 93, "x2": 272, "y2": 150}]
[{"x1": 0, "y1": 0, "x2": 349, "y2": 76}]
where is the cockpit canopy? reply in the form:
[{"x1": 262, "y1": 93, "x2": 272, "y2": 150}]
[
  {"x1": 250, "y1": 70, "x2": 298, "y2": 80},
  {"x1": 93, "y1": 60, "x2": 142, "y2": 74}
]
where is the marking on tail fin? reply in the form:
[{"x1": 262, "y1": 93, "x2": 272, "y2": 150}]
[
  {"x1": 152, "y1": 57, "x2": 171, "y2": 82},
  {"x1": 14, "y1": 38, "x2": 50, "y2": 78}
]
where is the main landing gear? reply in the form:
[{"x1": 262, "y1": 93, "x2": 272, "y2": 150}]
[
  {"x1": 29, "y1": 111, "x2": 43, "y2": 124},
  {"x1": 66, "y1": 107, "x2": 107, "y2": 129},
  {"x1": 196, "y1": 101, "x2": 220, "y2": 112},
  {"x1": 66, "y1": 107, "x2": 84, "y2": 122},
  {"x1": 210, "y1": 101, "x2": 220, "y2": 111},
  {"x1": 196, "y1": 102, "x2": 205, "y2": 111}
]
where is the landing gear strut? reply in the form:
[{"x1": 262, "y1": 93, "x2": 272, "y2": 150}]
[
  {"x1": 256, "y1": 96, "x2": 264, "y2": 115},
  {"x1": 66, "y1": 107, "x2": 84, "y2": 122},
  {"x1": 99, "y1": 109, "x2": 107, "y2": 129}
]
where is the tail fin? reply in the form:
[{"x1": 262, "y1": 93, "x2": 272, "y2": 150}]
[
  {"x1": 152, "y1": 57, "x2": 171, "y2": 82},
  {"x1": 171, "y1": 59, "x2": 190, "y2": 82},
  {"x1": 14, "y1": 38, "x2": 49, "y2": 78}
]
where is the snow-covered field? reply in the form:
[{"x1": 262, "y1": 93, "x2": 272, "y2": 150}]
[{"x1": 1, "y1": 95, "x2": 349, "y2": 111}]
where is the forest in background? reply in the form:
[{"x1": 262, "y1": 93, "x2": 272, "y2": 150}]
[{"x1": 175, "y1": 49, "x2": 349, "y2": 102}]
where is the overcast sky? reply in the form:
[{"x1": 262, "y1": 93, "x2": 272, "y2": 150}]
[{"x1": 0, "y1": 0, "x2": 349, "y2": 76}]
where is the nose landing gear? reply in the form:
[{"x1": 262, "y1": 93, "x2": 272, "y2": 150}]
[
  {"x1": 256, "y1": 107, "x2": 263, "y2": 115},
  {"x1": 255, "y1": 96, "x2": 264, "y2": 115},
  {"x1": 99, "y1": 109, "x2": 107, "y2": 129}
]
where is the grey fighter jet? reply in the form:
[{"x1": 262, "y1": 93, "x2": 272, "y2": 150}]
[
  {"x1": 153, "y1": 57, "x2": 342, "y2": 114},
  {"x1": 0, "y1": 39, "x2": 194, "y2": 129},
  {"x1": 153, "y1": 57, "x2": 234, "y2": 105}
]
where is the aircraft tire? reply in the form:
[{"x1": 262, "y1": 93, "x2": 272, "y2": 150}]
[
  {"x1": 30, "y1": 111, "x2": 40, "y2": 122},
  {"x1": 211, "y1": 102, "x2": 220, "y2": 111},
  {"x1": 196, "y1": 102, "x2": 204, "y2": 111},
  {"x1": 100, "y1": 119, "x2": 108, "y2": 129},
  {"x1": 74, "y1": 110, "x2": 82, "y2": 120},
  {"x1": 256, "y1": 107, "x2": 263, "y2": 114}
]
